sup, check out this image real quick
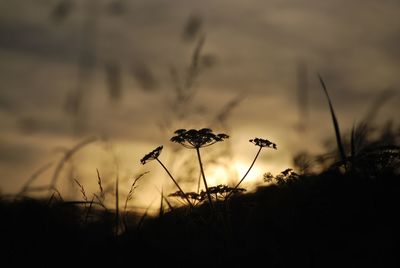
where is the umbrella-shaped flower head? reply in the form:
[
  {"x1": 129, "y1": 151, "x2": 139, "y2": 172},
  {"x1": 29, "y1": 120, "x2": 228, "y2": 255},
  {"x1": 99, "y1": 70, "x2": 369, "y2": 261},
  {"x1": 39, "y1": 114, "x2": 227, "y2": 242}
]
[
  {"x1": 140, "y1": 145, "x2": 163, "y2": 164},
  {"x1": 170, "y1": 128, "x2": 229, "y2": 149},
  {"x1": 249, "y1": 138, "x2": 277, "y2": 149}
]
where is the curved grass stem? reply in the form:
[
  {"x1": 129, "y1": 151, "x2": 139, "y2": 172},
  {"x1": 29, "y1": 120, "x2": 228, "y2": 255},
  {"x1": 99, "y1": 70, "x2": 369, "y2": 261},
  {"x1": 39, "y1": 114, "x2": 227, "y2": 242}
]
[{"x1": 156, "y1": 158, "x2": 193, "y2": 209}]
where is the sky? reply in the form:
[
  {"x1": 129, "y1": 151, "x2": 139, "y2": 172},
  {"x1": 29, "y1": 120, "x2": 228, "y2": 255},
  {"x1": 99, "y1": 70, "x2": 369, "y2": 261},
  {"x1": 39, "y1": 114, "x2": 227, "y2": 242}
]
[{"x1": 0, "y1": 0, "x2": 399, "y2": 211}]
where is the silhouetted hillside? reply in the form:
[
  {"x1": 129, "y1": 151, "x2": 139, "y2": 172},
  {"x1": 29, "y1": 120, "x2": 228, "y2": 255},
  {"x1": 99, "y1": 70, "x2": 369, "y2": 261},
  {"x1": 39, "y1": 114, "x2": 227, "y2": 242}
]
[{"x1": 2, "y1": 167, "x2": 399, "y2": 267}]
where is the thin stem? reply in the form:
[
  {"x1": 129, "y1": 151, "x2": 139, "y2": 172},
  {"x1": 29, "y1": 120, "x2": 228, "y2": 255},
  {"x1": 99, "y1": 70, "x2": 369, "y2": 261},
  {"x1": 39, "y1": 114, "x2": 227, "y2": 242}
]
[
  {"x1": 115, "y1": 173, "x2": 119, "y2": 237},
  {"x1": 156, "y1": 158, "x2": 193, "y2": 209},
  {"x1": 227, "y1": 146, "x2": 263, "y2": 199},
  {"x1": 196, "y1": 172, "x2": 201, "y2": 194},
  {"x1": 196, "y1": 148, "x2": 214, "y2": 209},
  {"x1": 85, "y1": 195, "x2": 94, "y2": 224}
]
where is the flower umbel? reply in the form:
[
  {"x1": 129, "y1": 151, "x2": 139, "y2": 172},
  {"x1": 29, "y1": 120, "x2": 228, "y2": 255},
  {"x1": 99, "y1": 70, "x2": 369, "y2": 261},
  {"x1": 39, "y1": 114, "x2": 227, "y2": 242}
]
[
  {"x1": 226, "y1": 136, "x2": 277, "y2": 200},
  {"x1": 169, "y1": 185, "x2": 246, "y2": 206},
  {"x1": 140, "y1": 145, "x2": 193, "y2": 208},
  {"x1": 250, "y1": 138, "x2": 277, "y2": 149},
  {"x1": 170, "y1": 128, "x2": 228, "y2": 210},
  {"x1": 170, "y1": 128, "x2": 229, "y2": 149},
  {"x1": 140, "y1": 146, "x2": 163, "y2": 164}
]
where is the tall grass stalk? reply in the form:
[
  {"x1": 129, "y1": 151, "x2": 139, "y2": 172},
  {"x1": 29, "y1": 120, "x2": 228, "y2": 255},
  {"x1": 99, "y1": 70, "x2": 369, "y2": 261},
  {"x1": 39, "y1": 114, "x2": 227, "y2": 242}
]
[
  {"x1": 159, "y1": 187, "x2": 164, "y2": 217},
  {"x1": 115, "y1": 173, "x2": 119, "y2": 237},
  {"x1": 351, "y1": 123, "x2": 356, "y2": 162},
  {"x1": 96, "y1": 168, "x2": 105, "y2": 200},
  {"x1": 50, "y1": 137, "x2": 97, "y2": 194},
  {"x1": 74, "y1": 179, "x2": 88, "y2": 203},
  {"x1": 123, "y1": 172, "x2": 148, "y2": 214},
  {"x1": 137, "y1": 198, "x2": 156, "y2": 230},
  {"x1": 84, "y1": 196, "x2": 94, "y2": 224},
  {"x1": 123, "y1": 172, "x2": 148, "y2": 231},
  {"x1": 318, "y1": 75, "x2": 346, "y2": 164}
]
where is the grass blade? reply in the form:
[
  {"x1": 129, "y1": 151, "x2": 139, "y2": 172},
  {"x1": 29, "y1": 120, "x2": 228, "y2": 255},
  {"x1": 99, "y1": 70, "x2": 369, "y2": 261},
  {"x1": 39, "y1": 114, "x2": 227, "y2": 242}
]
[
  {"x1": 115, "y1": 173, "x2": 119, "y2": 237},
  {"x1": 50, "y1": 136, "x2": 97, "y2": 193},
  {"x1": 318, "y1": 74, "x2": 346, "y2": 164},
  {"x1": 159, "y1": 187, "x2": 164, "y2": 218},
  {"x1": 137, "y1": 198, "x2": 156, "y2": 231},
  {"x1": 84, "y1": 196, "x2": 94, "y2": 224},
  {"x1": 351, "y1": 123, "x2": 356, "y2": 160}
]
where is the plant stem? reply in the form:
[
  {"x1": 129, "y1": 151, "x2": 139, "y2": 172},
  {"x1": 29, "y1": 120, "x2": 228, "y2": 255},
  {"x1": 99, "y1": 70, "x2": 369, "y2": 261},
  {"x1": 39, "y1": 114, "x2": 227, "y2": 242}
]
[
  {"x1": 196, "y1": 148, "x2": 214, "y2": 209},
  {"x1": 227, "y1": 146, "x2": 262, "y2": 199},
  {"x1": 115, "y1": 173, "x2": 119, "y2": 237},
  {"x1": 196, "y1": 172, "x2": 201, "y2": 194},
  {"x1": 156, "y1": 158, "x2": 193, "y2": 209}
]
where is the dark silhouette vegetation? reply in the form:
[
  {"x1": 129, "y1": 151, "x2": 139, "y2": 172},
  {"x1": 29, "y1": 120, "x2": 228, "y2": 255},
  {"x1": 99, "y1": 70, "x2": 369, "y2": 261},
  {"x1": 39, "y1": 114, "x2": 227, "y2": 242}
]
[
  {"x1": 1, "y1": 120, "x2": 399, "y2": 266},
  {"x1": 1, "y1": 158, "x2": 399, "y2": 267}
]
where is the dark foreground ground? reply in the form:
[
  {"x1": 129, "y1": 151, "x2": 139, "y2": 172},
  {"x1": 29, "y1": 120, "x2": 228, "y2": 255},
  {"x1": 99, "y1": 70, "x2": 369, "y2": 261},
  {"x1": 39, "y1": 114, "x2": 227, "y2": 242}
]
[{"x1": 1, "y1": 169, "x2": 399, "y2": 267}]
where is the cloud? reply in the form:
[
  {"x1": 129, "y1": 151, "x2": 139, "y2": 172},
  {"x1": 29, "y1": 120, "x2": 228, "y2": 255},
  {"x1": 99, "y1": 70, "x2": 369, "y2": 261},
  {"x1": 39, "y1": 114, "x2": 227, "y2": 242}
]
[
  {"x1": 0, "y1": 139, "x2": 41, "y2": 165},
  {"x1": 0, "y1": 0, "x2": 399, "y2": 193}
]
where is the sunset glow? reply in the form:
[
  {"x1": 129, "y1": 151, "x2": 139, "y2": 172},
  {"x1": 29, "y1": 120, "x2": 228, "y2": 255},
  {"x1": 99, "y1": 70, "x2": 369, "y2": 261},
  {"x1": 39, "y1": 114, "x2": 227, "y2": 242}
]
[{"x1": 1, "y1": 1, "x2": 399, "y2": 266}]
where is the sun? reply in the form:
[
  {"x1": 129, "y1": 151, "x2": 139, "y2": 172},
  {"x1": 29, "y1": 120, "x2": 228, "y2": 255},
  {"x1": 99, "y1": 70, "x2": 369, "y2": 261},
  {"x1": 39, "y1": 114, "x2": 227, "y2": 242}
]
[
  {"x1": 205, "y1": 160, "x2": 263, "y2": 189},
  {"x1": 234, "y1": 161, "x2": 263, "y2": 185}
]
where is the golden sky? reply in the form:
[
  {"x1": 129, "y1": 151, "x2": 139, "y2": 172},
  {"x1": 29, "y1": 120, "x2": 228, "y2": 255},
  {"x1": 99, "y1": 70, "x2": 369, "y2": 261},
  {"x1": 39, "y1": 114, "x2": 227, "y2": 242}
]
[{"x1": 0, "y1": 0, "x2": 399, "y2": 211}]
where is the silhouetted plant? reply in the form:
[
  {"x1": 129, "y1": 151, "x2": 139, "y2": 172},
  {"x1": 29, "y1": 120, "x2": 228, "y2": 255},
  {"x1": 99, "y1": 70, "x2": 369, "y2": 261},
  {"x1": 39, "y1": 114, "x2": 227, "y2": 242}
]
[
  {"x1": 140, "y1": 146, "x2": 193, "y2": 208},
  {"x1": 123, "y1": 171, "x2": 148, "y2": 232},
  {"x1": 169, "y1": 184, "x2": 245, "y2": 206},
  {"x1": 156, "y1": 18, "x2": 242, "y2": 202},
  {"x1": 169, "y1": 191, "x2": 206, "y2": 207},
  {"x1": 170, "y1": 128, "x2": 229, "y2": 208},
  {"x1": 263, "y1": 169, "x2": 300, "y2": 186},
  {"x1": 209, "y1": 184, "x2": 246, "y2": 201},
  {"x1": 300, "y1": 119, "x2": 399, "y2": 177},
  {"x1": 318, "y1": 75, "x2": 346, "y2": 167},
  {"x1": 73, "y1": 179, "x2": 88, "y2": 203},
  {"x1": 69, "y1": 178, "x2": 108, "y2": 224},
  {"x1": 226, "y1": 137, "x2": 277, "y2": 199},
  {"x1": 140, "y1": 146, "x2": 164, "y2": 165},
  {"x1": 170, "y1": 128, "x2": 229, "y2": 149},
  {"x1": 96, "y1": 169, "x2": 105, "y2": 201}
]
